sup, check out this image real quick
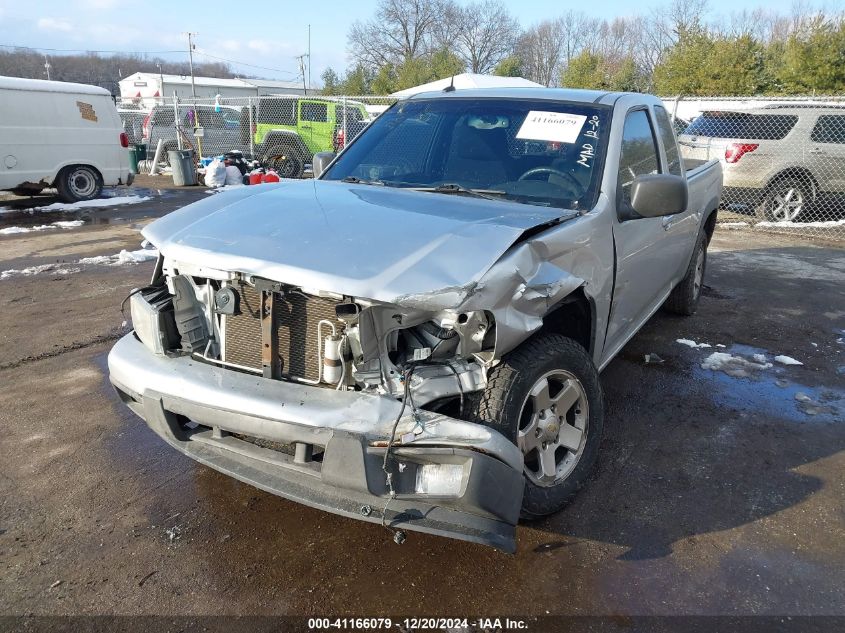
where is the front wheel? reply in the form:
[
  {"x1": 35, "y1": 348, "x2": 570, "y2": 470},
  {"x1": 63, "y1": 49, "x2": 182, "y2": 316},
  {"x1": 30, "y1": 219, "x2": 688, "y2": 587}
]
[
  {"x1": 756, "y1": 177, "x2": 810, "y2": 222},
  {"x1": 56, "y1": 165, "x2": 102, "y2": 202},
  {"x1": 467, "y1": 334, "x2": 604, "y2": 519}
]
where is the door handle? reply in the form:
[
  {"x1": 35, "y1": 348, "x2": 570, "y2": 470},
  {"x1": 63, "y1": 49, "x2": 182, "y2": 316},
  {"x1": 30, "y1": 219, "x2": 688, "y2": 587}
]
[
  {"x1": 662, "y1": 214, "x2": 678, "y2": 230},
  {"x1": 808, "y1": 148, "x2": 826, "y2": 155}
]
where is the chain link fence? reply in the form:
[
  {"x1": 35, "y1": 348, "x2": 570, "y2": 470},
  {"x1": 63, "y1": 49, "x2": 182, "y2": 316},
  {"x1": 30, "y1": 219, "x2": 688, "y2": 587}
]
[
  {"x1": 118, "y1": 94, "x2": 398, "y2": 178},
  {"x1": 666, "y1": 95, "x2": 845, "y2": 243},
  {"x1": 118, "y1": 93, "x2": 845, "y2": 242}
]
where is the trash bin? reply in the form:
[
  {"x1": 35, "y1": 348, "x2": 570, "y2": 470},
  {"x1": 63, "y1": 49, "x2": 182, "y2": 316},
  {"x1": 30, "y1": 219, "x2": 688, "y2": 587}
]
[
  {"x1": 168, "y1": 150, "x2": 197, "y2": 186},
  {"x1": 128, "y1": 145, "x2": 146, "y2": 174}
]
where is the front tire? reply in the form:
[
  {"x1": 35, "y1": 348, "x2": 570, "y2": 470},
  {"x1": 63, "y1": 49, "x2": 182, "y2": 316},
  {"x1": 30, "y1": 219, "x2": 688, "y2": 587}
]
[
  {"x1": 468, "y1": 334, "x2": 604, "y2": 519},
  {"x1": 756, "y1": 177, "x2": 809, "y2": 222},
  {"x1": 56, "y1": 165, "x2": 102, "y2": 202}
]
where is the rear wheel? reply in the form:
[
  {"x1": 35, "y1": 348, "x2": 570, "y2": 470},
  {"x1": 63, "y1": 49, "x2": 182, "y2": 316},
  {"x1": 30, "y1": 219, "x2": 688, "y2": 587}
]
[
  {"x1": 756, "y1": 177, "x2": 810, "y2": 222},
  {"x1": 263, "y1": 146, "x2": 302, "y2": 178},
  {"x1": 664, "y1": 232, "x2": 707, "y2": 316},
  {"x1": 467, "y1": 334, "x2": 604, "y2": 519},
  {"x1": 56, "y1": 165, "x2": 102, "y2": 202}
]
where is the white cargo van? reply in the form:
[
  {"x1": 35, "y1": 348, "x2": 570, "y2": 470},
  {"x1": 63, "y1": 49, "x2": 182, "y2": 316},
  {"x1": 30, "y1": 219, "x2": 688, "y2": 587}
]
[{"x1": 0, "y1": 76, "x2": 133, "y2": 202}]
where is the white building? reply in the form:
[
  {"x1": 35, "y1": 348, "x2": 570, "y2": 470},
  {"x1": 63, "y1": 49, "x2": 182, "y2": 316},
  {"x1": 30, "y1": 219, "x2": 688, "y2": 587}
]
[
  {"x1": 119, "y1": 72, "x2": 308, "y2": 108},
  {"x1": 390, "y1": 73, "x2": 544, "y2": 98}
]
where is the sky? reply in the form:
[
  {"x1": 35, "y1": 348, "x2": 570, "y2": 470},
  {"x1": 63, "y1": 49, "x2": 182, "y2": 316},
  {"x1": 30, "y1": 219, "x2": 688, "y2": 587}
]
[{"x1": 0, "y1": 0, "x2": 821, "y2": 85}]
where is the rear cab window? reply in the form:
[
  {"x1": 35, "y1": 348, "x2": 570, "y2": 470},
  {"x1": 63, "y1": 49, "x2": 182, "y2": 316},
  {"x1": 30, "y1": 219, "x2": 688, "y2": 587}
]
[
  {"x1": 682, "y1": 113, "x2": 798, "y2": 140},
  {"x1": 653, "y1": 105, "x2": 683, "y2": 176}
]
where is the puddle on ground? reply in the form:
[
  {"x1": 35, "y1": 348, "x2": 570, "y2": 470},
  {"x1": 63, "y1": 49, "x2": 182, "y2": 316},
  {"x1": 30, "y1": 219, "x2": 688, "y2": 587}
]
[{"x1": 691, "y1": 343, "x2": 843, "y2": 422}]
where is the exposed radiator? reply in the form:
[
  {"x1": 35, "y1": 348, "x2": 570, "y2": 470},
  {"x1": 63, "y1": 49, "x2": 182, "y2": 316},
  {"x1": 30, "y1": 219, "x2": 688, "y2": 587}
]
[{"x1": 223, "y1": 284, "x2": 342, "y2": 382}]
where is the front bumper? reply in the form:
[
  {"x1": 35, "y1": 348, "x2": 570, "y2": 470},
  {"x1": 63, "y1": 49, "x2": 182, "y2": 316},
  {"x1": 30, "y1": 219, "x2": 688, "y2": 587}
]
[{"x1": 108, "y1": 334, "x2": 524, "y2": 552}]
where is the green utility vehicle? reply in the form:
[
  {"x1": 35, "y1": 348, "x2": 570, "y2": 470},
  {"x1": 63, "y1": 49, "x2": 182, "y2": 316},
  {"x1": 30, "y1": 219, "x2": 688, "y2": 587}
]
[{"x1": 241, "y1": 96, "x2": 370, "y2": 178}]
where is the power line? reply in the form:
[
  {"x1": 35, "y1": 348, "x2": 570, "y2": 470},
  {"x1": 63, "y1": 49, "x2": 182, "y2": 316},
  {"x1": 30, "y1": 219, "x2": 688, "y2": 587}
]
[
  {"x1": 192, "y1": 49, "x2": 300, "y2": 76},
  {"x1": 0, "y1": 43, "x2": 184, "y2": 55}
]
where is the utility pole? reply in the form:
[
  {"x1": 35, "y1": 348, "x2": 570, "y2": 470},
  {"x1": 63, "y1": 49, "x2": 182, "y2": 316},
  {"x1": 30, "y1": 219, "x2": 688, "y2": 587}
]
[
  {"x1": 296, "y1": 54, "x2": 308, "y2": 95},
  {"x1": 307, "y1": 24, "x2": 311, "y2": 90},
  {"x1": 157, "y1": 63, "x2": 164, "y2": 105},
  {"x1": 43, "y1": 56, "x2": 51, "y2": 81},
  {"x1": 184, "y1": 32, "x2": 198, "y2": 100}
]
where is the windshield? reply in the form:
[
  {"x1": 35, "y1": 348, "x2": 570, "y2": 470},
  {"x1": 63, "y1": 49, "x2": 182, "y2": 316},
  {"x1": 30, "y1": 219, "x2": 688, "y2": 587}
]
[{"x1": 323, "y1": 98, "x2": 610, "y2": 210}]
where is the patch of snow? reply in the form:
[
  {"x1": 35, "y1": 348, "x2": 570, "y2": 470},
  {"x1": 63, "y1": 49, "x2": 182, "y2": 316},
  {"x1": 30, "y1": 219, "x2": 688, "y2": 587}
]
[
  {"x1": 116, "y1": 248, "x2": 158, "y2": 264},
  {"x1": 716, "y1": 344, "x2": 726, "y2": 348},
  {"x1": 53, "y1": 220, "x2": 85, "y2": 228},
  {"x1": 0, "y1": 264, "x2": 80, "y2": 280},
  {"x1": 79, "y1": 247, "x2": 159, "y2": 266},
  {"x1": 756, "y1": 218, "x2": 845, "y2": 228},
  {"x1": 720, "y1": 222, "x2": 749, "y2": 228},
  {"x1": 77, "y1": 255, "x2": 113, "y2": 265},
  {"x1": 676, "y1": 338, "x2": 711, "y2": 349},
  {"x1": 31, "y1": 195, "x2": 151, "y2": 212},
  {"x1": 774, "y1": 354, "x2": 803, "y2": 366},
  {"x1": 2, "y1": 244, "x2": 158, "y2": 281},
  {"x1": 701, "y1": 352, "x2": 772, "y2": 378},
  {"x1": 0, "y1": 220, "x2": 85, "y2": 235},
  {"x1": 643, "y1": 353, "x2": 664, "y2": 364},
  {"x1": 753, "y1": 353, "x2": 768, "y2": 363}
]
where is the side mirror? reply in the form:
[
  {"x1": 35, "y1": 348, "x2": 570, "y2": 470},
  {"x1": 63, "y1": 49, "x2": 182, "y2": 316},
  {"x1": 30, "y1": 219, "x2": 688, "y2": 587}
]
[
  {"x1": 629, "y1": 174, "x2": 688, "y2": 218},
  {"x1": 312, "y1": 152, "x2": 336, "y2": 179}
]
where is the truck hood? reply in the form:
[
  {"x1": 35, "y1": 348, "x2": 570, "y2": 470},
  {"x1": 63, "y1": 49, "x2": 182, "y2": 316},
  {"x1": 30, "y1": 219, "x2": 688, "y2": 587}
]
[{"x1": 143, "y1": 180, "x2": 571, "y2": 305}]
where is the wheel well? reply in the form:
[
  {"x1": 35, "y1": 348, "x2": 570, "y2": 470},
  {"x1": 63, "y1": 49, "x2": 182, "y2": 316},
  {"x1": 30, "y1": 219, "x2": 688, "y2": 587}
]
[
  {"x1": 262, "y1": 134, "x2": 309, "y2": 161},
  {"x1": 766, "y1": 168, "x2": 819, "y2": 200},
  {"x1": 541, "y1": 288, "x2": 594, "y2": 354},
  {"x1": 703, "y1": 208, "x2": 718, "y2": 243}
]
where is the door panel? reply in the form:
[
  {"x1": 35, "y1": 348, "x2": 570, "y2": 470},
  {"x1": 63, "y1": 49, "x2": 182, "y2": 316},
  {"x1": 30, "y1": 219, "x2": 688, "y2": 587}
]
[
  {"x1": 299, "y1": 100, "x2": 331, "y2": 154},
  {"x1": 808, "y1": 114, "x2": 845, "y2": 193},
  {"x1": 605, "y1": 108, "x2": 686, "y2": 356}
]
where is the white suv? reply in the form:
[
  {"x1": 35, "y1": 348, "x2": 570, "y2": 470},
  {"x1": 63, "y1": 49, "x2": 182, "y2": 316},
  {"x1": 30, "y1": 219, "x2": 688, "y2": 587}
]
[{"x1": 678, "y1": 106, "x2": 845, "y2": 222}]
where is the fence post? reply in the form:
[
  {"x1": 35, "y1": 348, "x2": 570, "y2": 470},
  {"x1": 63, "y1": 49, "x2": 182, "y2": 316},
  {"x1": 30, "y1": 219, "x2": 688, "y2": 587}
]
[
  {"x1": 173, "y1": 94, "x2": 182, "y2": 151},
  {"x1": 342, "y1": 95, "x2": 348, "y2": 154},
  {"x1": 249, "y1": 97, "x2": 255, "y2": 158},
  {"x1": 671, "y1": 94, "x2": 682, "y2": 123}
]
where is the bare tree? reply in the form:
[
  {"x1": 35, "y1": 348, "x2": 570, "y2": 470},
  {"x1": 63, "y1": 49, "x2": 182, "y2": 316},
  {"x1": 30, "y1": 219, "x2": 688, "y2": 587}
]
[
  {"x1": 517, "y1": 18, "x2": 567, "y2": 86},
  {"x1": 348, "y1": 0, "x2": 447, "y2": 70},
  {"x1": 559, "y1": 11, "x2": 597, "y2": 66},
  {"x1": 441, "y1": 0, "x2": 519, "y2": 73}
]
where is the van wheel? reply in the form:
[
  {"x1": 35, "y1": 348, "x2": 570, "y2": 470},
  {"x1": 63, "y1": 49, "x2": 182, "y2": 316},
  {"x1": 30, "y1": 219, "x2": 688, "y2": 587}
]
[
  {"x1": 756, "y1": 177, "x2": 809, "y2": 222},
  {"x1": 467, "y1": 334, "x2": 604, "y2": 519},
  {"x1": 664, "y1": 232, "x2": 707, "y2": 316},
  {"x1": 56, "y1": 165, "x2": 102, "y2": 202}
]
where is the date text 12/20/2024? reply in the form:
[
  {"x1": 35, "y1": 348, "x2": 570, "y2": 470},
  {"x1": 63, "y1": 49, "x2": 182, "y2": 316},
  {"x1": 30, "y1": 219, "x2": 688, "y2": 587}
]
[{"x1": 307, "y1": 618, "x2": 530, "y2": 631}]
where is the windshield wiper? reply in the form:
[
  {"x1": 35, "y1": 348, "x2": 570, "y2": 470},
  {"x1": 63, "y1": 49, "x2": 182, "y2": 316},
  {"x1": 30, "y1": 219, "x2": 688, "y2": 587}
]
[
  {"x1": 412, "y1": 183, "x2": 509, "y2": 201},
  {"x1": 341, "y1": 176, "x2": 386, "y2": 186}
]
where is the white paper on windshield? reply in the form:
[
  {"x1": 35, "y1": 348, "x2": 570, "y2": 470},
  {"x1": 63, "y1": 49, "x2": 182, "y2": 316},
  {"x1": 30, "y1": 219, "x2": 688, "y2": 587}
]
[{"x1": 516, "y1": 111, "x2": 587, "y2": 144}]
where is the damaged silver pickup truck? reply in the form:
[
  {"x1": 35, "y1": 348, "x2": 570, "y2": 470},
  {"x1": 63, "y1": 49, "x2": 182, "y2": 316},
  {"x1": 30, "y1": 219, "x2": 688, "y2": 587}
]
[{"x1": 109, "y1": 89, "x2": 722, "y2": 552}]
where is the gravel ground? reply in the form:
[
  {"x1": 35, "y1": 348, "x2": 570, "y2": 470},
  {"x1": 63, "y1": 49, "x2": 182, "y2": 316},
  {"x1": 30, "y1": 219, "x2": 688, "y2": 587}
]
[{"x1": 0, "y1": 192, "x2": 843, "y2": 622}]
